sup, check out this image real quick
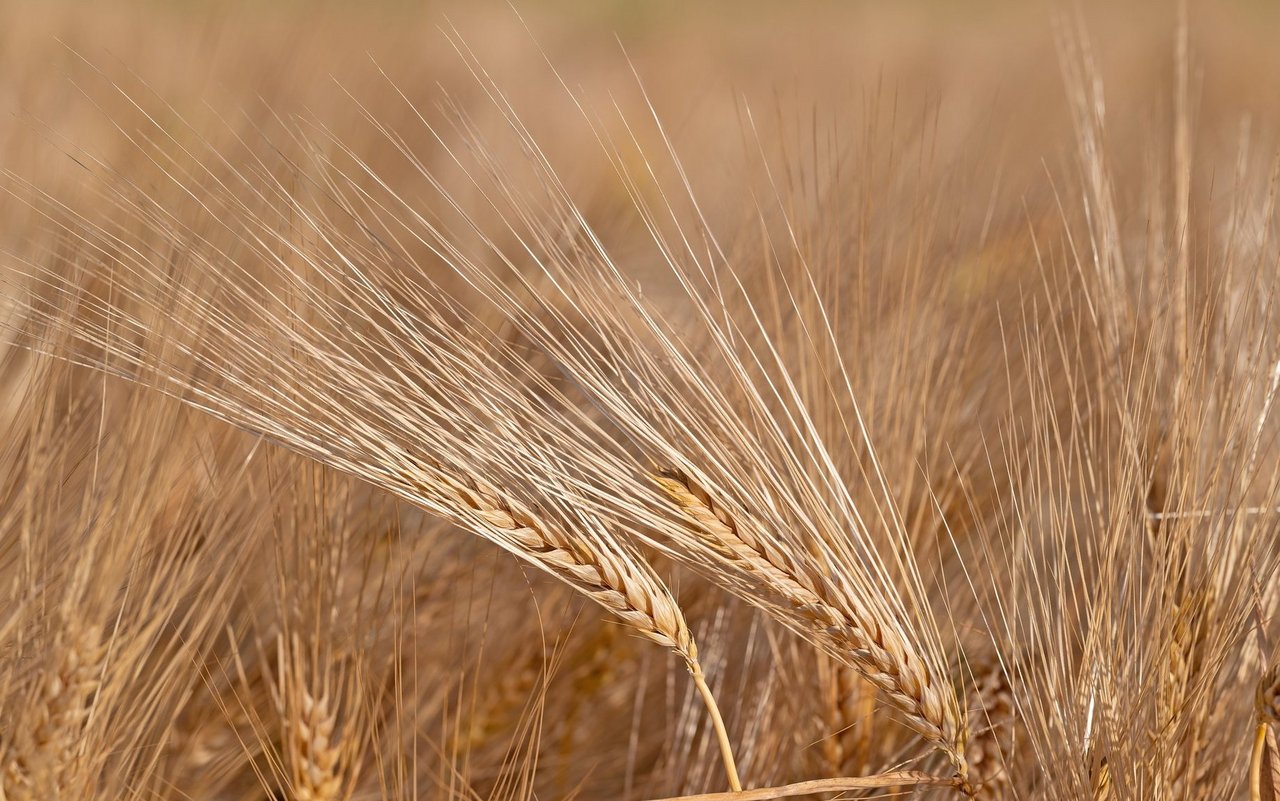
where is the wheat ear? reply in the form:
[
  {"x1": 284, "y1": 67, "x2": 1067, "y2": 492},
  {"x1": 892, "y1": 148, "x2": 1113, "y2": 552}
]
[
  {"x1": 279, "y1": 637, "x2": 343, "y2": 801},
  {"x1": 1092, "y1": 759, "x2": 1113, "y2": 801},
  {"x1": 817, "y1": 658, "x2": 880, "y2": 777},
  {"x1": 408, "y1": 462, "x2": 741, "y2": 791},
  {"x1": 1, "y1": 619, "x2": 104, "y2": 801},
  {"x1": 652, "y1": 469, "x2": 968, "y2": 789},
  {"x1": 963, "y1": 658, "x2": 1016, "y2": 798}
]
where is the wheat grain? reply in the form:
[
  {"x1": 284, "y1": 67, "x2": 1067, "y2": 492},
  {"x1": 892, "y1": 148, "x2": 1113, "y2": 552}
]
[
  {"x1": 275, "y1": 636, "x2": 344, "y2": 801},
  {"x1": 292, "y1": 690, "x2": 342, "y2": 801},
  {"x1": 1, "y1": 619, "x2": 103, "y2": 801},
  {"x1": 441, "y1": 469, "x2": 691, "y2": 654},
  {"x1": 964, "y1": 658, "x2": 1015, "y2": 799},
  {"x1": 817, "y1": 658, "x2": 878, "y2": 777}
]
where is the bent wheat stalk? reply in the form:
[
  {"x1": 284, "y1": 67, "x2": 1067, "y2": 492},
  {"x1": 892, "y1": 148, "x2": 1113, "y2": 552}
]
[
  {"x1": 1253, "y1": 666, "x2": 1280, "y2": 801},
  {"x1": 638, "y1": 770, "x2": 957, "y2": 801}
]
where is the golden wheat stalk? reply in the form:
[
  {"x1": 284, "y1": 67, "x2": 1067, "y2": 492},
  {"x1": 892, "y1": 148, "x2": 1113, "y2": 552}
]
[
  {"x1": 1253, "y1": 666, "x2": 1280, "y2": 801},
  {"x1": 639, "y1": 770, "x2": 958, "y2": 801}
]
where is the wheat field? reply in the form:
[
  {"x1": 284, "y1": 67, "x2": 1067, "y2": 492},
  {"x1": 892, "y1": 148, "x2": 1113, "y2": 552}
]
[{"x1": 3, "y1": 1, "x2": 1280, "y2": 799}]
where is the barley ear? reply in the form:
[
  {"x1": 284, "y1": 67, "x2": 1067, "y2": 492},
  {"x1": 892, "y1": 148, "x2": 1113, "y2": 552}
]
[
  {"x1": 1, "y1": 619, "x2": 104, "y2": 801},
  {"x1": 277, "y1": 636, "x2": 345, "y2": 801},
  {"x1": 412, "y1": 466, "x2": 741, "y2": 790},
  {"x1": 652, "y1": 469, "x2": 968, "y2": 788},
  {"x1": 962, "y1": 658, "x2": 1015, "y2": 798}
]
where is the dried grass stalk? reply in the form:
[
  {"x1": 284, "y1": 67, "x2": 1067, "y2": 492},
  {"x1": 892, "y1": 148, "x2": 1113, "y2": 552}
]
[{"x1": 1254, "y1": 666, "x2": 1280, "y2": 801}]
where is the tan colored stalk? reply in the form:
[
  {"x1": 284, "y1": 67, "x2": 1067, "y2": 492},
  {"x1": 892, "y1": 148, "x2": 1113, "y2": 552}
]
[
  {"x1": 415, "y1": 464, "x2": 741, "y2": 791},
  {"x1": 652, "y1": 469, "x2": 969, "y2": 790},
  {"x1": 1253, "y1": 666, "x2": 1280, "y2": 801},
  {"x1": 1172, "y1": 0, "x2": 1191, "y2": 371},
  {"x1": 1, "y1": 619, "x2": 104, "y2": 801},
  {"x1": 638, "y1": 770, "x2": 957, "y2": 801}
]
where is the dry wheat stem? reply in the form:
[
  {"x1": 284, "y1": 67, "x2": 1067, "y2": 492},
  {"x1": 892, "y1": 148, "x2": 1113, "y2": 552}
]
[
  {"x1": 1253, "y1": 667, "x2": 1280, "y2": 801},
  {"x1": 637, "y1": 770, "x2": 957, "y2": 801},
  {"x1": 652, "y1": 468, "x2": 968, "y2": 787},
  {"x1": 1252, "y1": 724, "x2": 1269, "y2": 801}
]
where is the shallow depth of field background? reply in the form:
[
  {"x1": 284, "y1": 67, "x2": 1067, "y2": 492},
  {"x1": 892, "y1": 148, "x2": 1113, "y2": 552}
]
[{"x1": 4, "y1": 1, "x2": 1280, "y2": 800}]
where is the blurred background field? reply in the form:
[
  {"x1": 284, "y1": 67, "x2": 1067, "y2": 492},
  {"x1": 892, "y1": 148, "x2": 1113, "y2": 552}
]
[{"x1": 5, "y1": 1, "x2": 1280, "y2": 800}]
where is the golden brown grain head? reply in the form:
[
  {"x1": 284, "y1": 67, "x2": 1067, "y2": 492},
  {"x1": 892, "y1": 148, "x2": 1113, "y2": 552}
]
[
  {"x1": 1, "y1": 618, "x2": 103, "y2": 801},
  {"x1": 653, "y1": 468, "x2": 969, "y2": 781}
]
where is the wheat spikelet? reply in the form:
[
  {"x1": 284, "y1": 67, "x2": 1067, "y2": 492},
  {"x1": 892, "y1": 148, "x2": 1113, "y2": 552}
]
[
  {"x1": 410, "y1": 462, "x2": 741, "y2": 789},
  {"x1": 816, "y1": 659, "x2": 879, "y2": 778},
  {"x1": 1154, "y1": 584, "x2": 1216, "y2": 798},
  {"x1": 292, "y1": 690, "x2": 342, "y2": 801},
  {"x1": 652, "y1": 468, "x2": 968, "y2": 785},
  {"x1": 963, "y1": 659, "x2": 1015, "y2": 799},
  {"x1": 1, "y1": 618, "x2": 103, "y2": 801},
  {"x1": 440, "y1": 468, "x2": 693, "y2": 657},
  {"x1": 1161, "y1": 589, "x2": 1209, "y2": 715},
  {"x1": 279, "y1": 640, "x2": 344, "y2": 801}
]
